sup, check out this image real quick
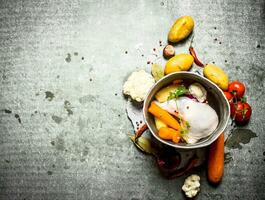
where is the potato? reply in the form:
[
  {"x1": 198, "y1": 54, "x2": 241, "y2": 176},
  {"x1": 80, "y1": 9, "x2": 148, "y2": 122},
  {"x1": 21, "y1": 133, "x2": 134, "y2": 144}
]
[
  {"x1": 155, "y1": 84, "x2": 178, "y2": 102},
  {"x1": 154, "y1": 117, "x2": 168, "y2": 130},
  {"x1": 203, "y1": 64, "x2": 229, "y2": 91},
  {"x1": 164, "y1": 54, "x2": 194, "y2": 75},
  {"x1": 168, "y1": 16, "x2": 194, "y2": 43}
]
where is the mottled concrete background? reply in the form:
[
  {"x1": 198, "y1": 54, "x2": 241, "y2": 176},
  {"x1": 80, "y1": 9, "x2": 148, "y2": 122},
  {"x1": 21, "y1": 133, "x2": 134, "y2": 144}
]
[{"x1": 0, "y1": 0, "x2": 265, "y2": 199}]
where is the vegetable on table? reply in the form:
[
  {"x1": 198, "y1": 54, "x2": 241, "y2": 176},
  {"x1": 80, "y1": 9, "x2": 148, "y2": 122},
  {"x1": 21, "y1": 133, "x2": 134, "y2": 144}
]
[
  {"x1": 148, "y1": 101, "x2": 181, "y2": 130},
  {"x1": 207, "y1": 133, "x2": 224, "y2": 184},
  {"x1": 188, "y1": 36, "x2": 204, "y2": 67},
  {"x1": 203, "y1": 64, "x2": 229, "y2": 91},
  {"x1": 164, "y1": 54, "x2": 194, "y2": 75},
  {"x1": 223, "y1": 91, "x2": 233, "y2": 103},
  {"x1": 182, "y1": 174, "x2": 200, "y2": 198},
  {"x1": 163, "y1": 45, "x2": 175, "y2": 58},
  {"x1": 158, "y1": 127, "x2": 181, "y2": 143},
  {"x1": 151, "y1": 64, "x2": 164, "y2": 82},
  {"x1": 228, "y1": 81, "x2": 245, "y2": 99},
  {"x1": 189, "y1": 46, "x2": 204, "y2": 67},
  {"x1": 224, "y1": 81, "x2": 252, "y2": 123},
  {"x1": 168, "y1": 16, "x2": 194, "y2": 43},
  {"x1": 129, "y1": 134, "x2": 156, "y2": 155},
  {"x1": 123, "y1": 70, "x2": 155, "y2": 102},
  {"x1": 230, "y1": 101, "x2": 252, "y2": 124}
]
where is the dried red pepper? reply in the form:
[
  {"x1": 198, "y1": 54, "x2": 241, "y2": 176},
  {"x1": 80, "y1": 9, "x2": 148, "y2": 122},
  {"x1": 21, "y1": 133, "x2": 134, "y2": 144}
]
[
  {"x1": 189, "y1": 36, "x2": 205, "y2": 67},
  {"x1": 189, "y1": 47, "x2": 204, "y2": 67}
]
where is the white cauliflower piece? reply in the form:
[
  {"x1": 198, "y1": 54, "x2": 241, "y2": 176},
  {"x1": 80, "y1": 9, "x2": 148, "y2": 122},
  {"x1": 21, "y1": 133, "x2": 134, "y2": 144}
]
[
  {"x1": 188, "y1": 83, "x2": 207, "y2": 103},
  {"x1": 182, "y1": 174, "x2": 200, "y2": 198},
  {"x1": 123, "y1": 70, "x2": 155, "y2": 102}
]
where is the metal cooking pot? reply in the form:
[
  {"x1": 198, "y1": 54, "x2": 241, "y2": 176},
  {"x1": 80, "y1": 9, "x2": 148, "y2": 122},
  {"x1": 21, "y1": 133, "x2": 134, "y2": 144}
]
[{"x1": 143, "y1": 72, "x2": 230, "y2": 149}]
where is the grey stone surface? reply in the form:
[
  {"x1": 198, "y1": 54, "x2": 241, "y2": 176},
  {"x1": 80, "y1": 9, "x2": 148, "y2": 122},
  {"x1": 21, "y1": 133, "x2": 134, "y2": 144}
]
[{"x1": 0, "y1": 0, "x2": 265, "y2": 199}]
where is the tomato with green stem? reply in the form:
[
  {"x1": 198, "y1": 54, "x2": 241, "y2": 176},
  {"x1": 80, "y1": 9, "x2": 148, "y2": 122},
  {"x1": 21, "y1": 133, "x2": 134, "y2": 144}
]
[
  {"x1": 228, "y1": 81, "x2": 245, "y2": 99},
  {"x1": 230, "y1": 101, "x2": 252, "y2": 124}
]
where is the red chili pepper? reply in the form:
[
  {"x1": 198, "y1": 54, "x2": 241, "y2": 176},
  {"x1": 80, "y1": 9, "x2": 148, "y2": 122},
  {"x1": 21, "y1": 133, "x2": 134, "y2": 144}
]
[{"x1": 189, "y1": 47, "x2": 204, "y2": 67}]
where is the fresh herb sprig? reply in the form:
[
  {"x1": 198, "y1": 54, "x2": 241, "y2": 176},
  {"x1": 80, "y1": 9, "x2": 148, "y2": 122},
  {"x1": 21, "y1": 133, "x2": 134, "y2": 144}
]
[
  {"x1": 180, "y1": 121, "x2": 190, "y2": 135},
  {"x1": 168, "y1": 85, "x2": 188, "y2": 100}
]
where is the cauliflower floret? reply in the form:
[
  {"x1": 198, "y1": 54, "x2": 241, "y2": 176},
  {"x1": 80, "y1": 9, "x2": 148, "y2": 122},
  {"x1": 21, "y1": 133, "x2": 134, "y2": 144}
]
[
  {"x1": 182, "y1": 174, "x2": 200, "y2": 198},
  {"x1": 188, "y1": 83, "x2": 207, "y2": 103},
  {"x1": 123, "y1": 70, "x2": 155, "y2": 102}
]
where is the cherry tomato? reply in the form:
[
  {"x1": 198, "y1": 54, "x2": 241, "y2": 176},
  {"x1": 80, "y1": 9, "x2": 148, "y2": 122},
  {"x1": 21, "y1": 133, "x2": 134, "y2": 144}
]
[
  {"x1": 230, "y1": 101, "x2": 252, "y2": 124},
  {"x1": 223, "y1": 91, "x2": 233, "y2": 103},
  {"x1": 228, "y1": 81, "x2": 245, "y2": 99}
]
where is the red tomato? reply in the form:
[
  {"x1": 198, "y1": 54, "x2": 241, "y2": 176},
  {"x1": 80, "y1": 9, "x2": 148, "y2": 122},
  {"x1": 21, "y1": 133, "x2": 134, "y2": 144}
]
[
  {"x1": 230, "y1": 101, "x2": 252, "y2": 124},
  {"x1": 223, "y1": 91, "x2": 233, "y2": 102},
  {"x1": 228, "y1": 81, "x2": 245, "y2": 99}
]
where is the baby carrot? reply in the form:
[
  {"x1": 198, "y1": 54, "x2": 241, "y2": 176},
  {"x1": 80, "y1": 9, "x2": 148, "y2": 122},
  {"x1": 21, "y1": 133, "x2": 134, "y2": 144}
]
[
  {"x1": 158, "y1": 127, "x2": 173, "y2": 140},
  {"x1": 159, "y1": 127, "x2": 181, "y2": 143},
  {"x1": 148, "y1": 101, "x2": 181, "y2": 130}
]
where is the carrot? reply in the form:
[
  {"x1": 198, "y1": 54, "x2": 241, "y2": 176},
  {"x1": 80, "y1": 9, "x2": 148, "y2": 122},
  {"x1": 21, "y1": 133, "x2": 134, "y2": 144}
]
[
  {"x1": 158, "y1": 127, "x2": 173, "y2": 140},
  {"x1": 148, "y1": 102, "x2": 181, "y2": 130},
  {"x1": 158, "y1": 127, "x2": 181, "y2": 143},
  {"x1": 172, "y1": 133, "x2": 181, "y2": 143},
  {"x1": 207, "y1": 133, "x2": 224, "y2": 184}
]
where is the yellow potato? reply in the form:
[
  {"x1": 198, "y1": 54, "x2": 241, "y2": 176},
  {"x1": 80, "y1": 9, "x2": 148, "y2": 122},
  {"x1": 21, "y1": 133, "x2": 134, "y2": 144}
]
[
  {"x1": 203, "y1": 64, "x2": 229, "y2": 91},
  {"x1": 168, "y1": 16, "x2": 194, "y2": 43},
  {"x1": 164, "y1": 54, "x2": 194, "y2": 75},
  {"x1": 155, "y1": 84, "x2": 178, "y2": 102},
  {"x1": 155, "y1": 117, "x2": 168, "y2": 130}
]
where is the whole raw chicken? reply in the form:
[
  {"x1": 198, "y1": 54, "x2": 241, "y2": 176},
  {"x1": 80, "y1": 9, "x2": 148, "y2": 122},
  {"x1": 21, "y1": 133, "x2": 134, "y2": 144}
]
[{"x1": 156, "y1": 97, "x2": 219, "y2": 144}]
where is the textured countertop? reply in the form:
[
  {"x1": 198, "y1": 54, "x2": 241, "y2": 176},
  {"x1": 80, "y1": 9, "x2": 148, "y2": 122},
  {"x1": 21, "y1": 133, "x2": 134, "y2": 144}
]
[{"x1": 0, "y1": 0, "x2": 265, "y2": 199}]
